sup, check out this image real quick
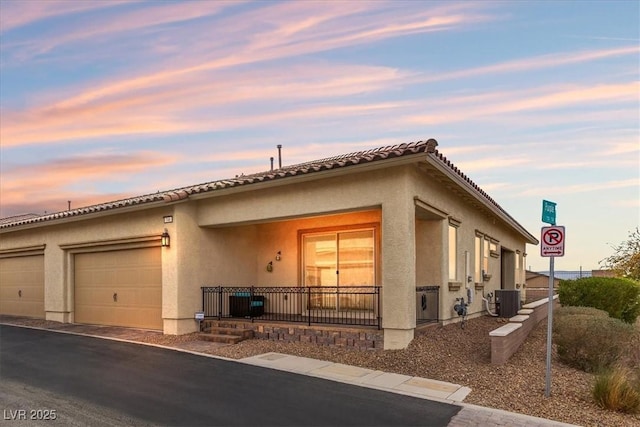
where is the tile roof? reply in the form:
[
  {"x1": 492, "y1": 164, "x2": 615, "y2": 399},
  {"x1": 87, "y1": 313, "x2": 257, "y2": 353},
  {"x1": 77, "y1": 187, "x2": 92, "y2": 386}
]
[
  {"x1": 0, "y1": 138, "x2": 536, "y2": 243},
  {"x1": 0, "y1": 213, "x2": 41, "y2": 225}
]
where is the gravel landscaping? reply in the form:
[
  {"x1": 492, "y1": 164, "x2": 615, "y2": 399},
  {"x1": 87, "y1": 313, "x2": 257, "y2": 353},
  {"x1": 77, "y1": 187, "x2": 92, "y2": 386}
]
[{"x1": 3, "y1": 315, "x2": 638, "y2": 426}]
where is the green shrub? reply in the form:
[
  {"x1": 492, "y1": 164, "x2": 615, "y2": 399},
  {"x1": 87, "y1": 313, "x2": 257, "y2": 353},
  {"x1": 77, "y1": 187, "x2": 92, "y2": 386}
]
[
  {"x1": 553, "y1": 311, "x2": 636, "y2": 372},
  {"x1": 593, "y1": 367, "x2": 640, "y2": 413},
  {"x1": 620, "y1": 325, "x2": 640, "y2": 371},
  {"x1": 555, "y1": 306, "x2": 610, "y2": 320},
  {"x1": 558, "y1": 277, "x2": 640, "y2": 324}
]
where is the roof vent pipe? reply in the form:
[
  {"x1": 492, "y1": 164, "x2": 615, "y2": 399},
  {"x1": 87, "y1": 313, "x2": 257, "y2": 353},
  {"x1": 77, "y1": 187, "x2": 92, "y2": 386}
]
[
  {"x1": 277, "y1": 144, "x2": 282, "y2": 169},
  {"x1": 270, "y1": 157, "x2": 274, "y2": 171}
]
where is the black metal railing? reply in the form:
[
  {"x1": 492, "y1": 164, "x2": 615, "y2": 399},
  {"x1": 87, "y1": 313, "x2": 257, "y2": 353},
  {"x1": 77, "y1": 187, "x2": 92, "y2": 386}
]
[
  {"x1": 416, "y1": 286, "x2": 439, "y2": 324},
  {"x1": 202, "y1": 286, "x2": 381, "y2": 328}
]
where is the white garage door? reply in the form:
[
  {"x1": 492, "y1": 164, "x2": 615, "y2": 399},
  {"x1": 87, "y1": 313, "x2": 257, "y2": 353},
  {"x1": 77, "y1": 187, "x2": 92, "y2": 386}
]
[
  {"x1": 0, "y1": 255, "x2": 45, "y2": 318},
  {"x1": 74, "y1": 247, "x2": 162, "y2": 330}
]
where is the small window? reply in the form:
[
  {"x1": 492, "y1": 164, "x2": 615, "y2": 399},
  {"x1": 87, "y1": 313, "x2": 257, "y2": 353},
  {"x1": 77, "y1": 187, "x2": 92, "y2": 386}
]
[
  {"x1": 448, "y1": 224, "x2": 457, "y2": 281},
  {"x1": 483, "y1": 238, "x2": 489, "y2": 275},
  {"x1": 474, "y1": 235, "x2": 482, "y2": 282}
]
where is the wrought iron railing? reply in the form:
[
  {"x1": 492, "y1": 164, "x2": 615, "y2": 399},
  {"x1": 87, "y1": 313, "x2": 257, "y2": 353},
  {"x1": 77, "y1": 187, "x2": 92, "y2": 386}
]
[{"x1": 202, "y1": 286, "x2": 381, "y2": 328}]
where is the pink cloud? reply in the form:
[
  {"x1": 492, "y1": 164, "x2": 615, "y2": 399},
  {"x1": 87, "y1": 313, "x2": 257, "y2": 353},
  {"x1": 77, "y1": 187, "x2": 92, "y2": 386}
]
[
  {"x1": 11, "y1": 1, "x2": 488, "y2": 111},
  {"x1": 417, "y1": 46, "x2": 640, "y2": 84},
  {"x1": 1, "y1": 62, "x2": 414, "y2": 147},
  {"x1": 1, "y1": 151, "x2": 175, "y2": 216},
  {"x1": 406, "y1": 82, "x2": 639, "y2": 125},
  {"x1": 519, "y1": 179, "x2": 638, "y2": 197},
  {"x1": 6, "y1": 1, "x2": 236, "y2": 60},
  {"x1": 0, "y1": 0, "x2": 128, "y2": 33}
]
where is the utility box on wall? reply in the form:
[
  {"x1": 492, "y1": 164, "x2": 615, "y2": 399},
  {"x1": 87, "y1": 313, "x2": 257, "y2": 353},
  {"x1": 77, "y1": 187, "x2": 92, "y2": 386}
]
[
  {"x1": 495, "y1": 289, "x2": 520, "y2": 318},
  {"x1": 416, "y1": 286, "x2": 439, "y2": 322}
]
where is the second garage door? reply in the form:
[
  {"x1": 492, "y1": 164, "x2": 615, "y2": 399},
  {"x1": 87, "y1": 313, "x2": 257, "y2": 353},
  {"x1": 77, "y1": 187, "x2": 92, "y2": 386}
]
[{"x1": 75, "y1": 247, "x2": 162, "y2": 330}]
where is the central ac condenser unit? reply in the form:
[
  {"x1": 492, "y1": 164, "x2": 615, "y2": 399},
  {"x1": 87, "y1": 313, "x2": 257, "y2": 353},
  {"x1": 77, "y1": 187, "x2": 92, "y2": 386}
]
[{"x1": 495, "y1": 289, "x2": 521, "y2": 318}]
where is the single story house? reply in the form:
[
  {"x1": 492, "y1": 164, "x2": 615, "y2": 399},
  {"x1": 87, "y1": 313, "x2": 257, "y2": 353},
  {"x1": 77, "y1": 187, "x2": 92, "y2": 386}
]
[
  {"x1": 525, "y1": 271, "x2": 561, "y2": 289},
  {"x1": 0, "y1": 139, "x2": 538, "y2": 349}
]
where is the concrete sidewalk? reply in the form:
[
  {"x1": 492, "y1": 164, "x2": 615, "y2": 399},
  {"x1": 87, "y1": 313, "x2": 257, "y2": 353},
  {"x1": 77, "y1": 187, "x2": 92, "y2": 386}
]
[
  {"x1": 0, "y1": 320, "x2": 580, "y2": 427},
  {"x1": 239, "y1": 352, "x2": 578, "y2": 427},
  {"x1": 240, "y1": 352, "x2": 472, "y2": 403}
]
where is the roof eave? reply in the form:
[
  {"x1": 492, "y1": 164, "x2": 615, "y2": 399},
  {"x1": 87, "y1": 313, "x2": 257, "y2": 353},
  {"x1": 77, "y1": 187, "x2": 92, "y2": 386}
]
[
  {"x1": 425, "y1": 154, "x2": 539, "y2": 245},
  {"x1": 0, "y1": 199, "x2": 170, "y2": 233},
  {"x1": 186, "y1": 152, "x2": 430, "y2": 201}
]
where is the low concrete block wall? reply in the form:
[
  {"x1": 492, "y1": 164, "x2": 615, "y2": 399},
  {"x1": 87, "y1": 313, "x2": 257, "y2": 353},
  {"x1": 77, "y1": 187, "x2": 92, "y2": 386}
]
[
  {"x1": 207, "y1": 320, "x2": 384, "y2": 350},
  {"x1": 525, "y1": 288, "x2": 558, "y2": 304},
  {"x1": 489, "y1": 295, "x2": 558, "y2": 364}
]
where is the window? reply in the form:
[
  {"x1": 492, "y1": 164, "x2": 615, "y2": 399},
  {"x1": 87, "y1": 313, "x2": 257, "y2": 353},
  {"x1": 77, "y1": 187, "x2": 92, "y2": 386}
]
[
  {"x1": 476, "y1": 231, "x2": 497, "y2": 282},
  {"x1": 301, "y1": 227, "x2": 376, "y2": 310},
  {"x1": 475, "y1": 235, "x2": 482, "y2": 282},
  {"x1": 483, "y1": 238, "x2": 489, "y2": 276},
  {"x1": 448, "y1": 224, "x2": 457, "y2": 281}
]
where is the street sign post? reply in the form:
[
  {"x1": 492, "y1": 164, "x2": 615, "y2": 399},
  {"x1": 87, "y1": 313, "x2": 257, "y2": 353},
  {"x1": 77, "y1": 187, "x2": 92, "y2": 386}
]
[
  {"x1": 542, "y1": 200, "x2": 556, "y2": 225},
  {"x1": 540, "y1": 199, "x2": 565, "y2": 398}
]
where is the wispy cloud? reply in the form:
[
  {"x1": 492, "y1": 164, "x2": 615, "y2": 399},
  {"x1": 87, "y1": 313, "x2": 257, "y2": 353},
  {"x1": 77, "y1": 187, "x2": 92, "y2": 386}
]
[
  {"x1": 406, "y1": 81, "x2": 639, "y2": 125},
  {"x1": 417, "y1": 46, "x2": 640, "y2": 84},
  {"x1": 3, "y1": 1, "x2": 235, "y2": 61},
  {"x1": 0, "y1": 62, "x2": 415, "y2": 147},
  {"x1": 7, "y1": 1, "x2": 635, "y2": 155},
  {"x1": 453, "y1": 157, "x2": 531, "y2": 172},
  {"x1": 4, "y1": 1, "x2": 488, "y2": 107},
  {"x1": 1, "y1": 151, "x2": 175, "y2": 216},
  {"x1": 0, "y1": 0, "x2": 127, "y2": 34},
  {"x1": 519, "y1": 178, "x2": 638, "y2": 197},
  {"x1": 611, "y1": 198, "x2": 640, "y2": 208}
]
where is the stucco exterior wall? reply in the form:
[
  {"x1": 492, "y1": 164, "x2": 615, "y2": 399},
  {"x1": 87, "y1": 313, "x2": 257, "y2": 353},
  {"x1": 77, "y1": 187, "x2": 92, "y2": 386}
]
[
  {"x1": 1, "y1": 206, "x2": 174, "y2": 324},
  {"x1": 407, "y1": 165, "x2": 528, "y2": 324},
  {"x1": 199, "y1": 210, "x2": 381, "y2": 287},
  {"x1": 0, "y1": 157, "x2": 535, "y2": 348},
  {"x1": 195, "y1": 167, "x2": 418, "y2": 349},
  {"x1": 162, "y1": 202, "x2": 205, "y2": 334},
  {"x1": 415, "y1": 219, "x2": 444, "y2": 287}
]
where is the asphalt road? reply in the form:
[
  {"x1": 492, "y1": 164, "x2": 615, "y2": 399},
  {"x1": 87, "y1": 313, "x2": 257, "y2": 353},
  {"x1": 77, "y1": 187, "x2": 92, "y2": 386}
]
[{"x1": 0, "y1": 325, "x2": 461, "y2": 426}]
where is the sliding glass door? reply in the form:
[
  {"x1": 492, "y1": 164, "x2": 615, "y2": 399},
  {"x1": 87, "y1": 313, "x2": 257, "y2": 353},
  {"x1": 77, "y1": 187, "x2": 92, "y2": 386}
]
[{"x1": 302, "y1": 228, "x2": 375, "y2": 310}]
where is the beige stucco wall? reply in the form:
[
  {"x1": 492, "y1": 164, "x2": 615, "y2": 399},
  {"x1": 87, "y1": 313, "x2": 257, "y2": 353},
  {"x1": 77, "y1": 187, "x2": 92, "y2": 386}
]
[
  {"x1": 407, "y1": 165, "x2": 529, "y2": 324},
  {"x1": 0, "y1": 206, "x2": 176, "y2": 325},
  {"x1": 195, "y1": 166, "x2": 423, "y2": 349},
  {"x1": 0, "y1": 158, "x2": 534, "y2": 348},
  {"x1": 199, "y1": 210, "x2": 381, "y2": 287},
  {"x1": 415, "y1": 219, "x2": 445, "y2": 287},
  {"x1": 162, "y1": 202, "x2": 206, "y2": 334}
]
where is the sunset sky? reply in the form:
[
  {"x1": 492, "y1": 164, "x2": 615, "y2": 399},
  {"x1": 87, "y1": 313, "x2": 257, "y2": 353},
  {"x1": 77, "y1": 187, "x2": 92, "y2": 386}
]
[{"x1": 1, "y1": 0, "x2": 638, "y2": 272}]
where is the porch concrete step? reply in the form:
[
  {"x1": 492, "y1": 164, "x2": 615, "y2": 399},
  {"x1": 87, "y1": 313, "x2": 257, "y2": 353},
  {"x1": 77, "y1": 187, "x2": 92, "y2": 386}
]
[
  {"x1": 204, "y1": 326, "x2": 254, "y2": 339},
  {"x1": 198, "y1": 333, "x2": 245, "y2": 344}
]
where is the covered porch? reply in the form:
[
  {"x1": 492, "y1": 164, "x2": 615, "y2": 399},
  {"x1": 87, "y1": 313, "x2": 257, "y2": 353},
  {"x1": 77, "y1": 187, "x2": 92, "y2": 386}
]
[
  {"x1": 166, "y1": 164, "x2": 447, "y2": 348},
  {"x1": 199, "y1": 285, "x2": 439, "y2": 349}
]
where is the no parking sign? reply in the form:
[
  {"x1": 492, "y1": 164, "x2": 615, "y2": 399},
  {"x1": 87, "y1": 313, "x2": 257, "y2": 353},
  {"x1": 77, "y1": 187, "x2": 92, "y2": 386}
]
[{"x1": 541, "y1": 226, "x2": 565, "y2": 257}]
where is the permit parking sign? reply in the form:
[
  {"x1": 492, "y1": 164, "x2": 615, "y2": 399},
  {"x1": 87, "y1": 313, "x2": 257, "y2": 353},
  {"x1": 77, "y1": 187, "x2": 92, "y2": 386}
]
[{"x1": 541, "y1": 226, "x2": 565, "y2": 257}]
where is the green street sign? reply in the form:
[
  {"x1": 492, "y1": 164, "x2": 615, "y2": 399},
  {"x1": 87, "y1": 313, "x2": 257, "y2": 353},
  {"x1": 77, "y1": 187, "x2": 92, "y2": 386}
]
[{"x1": 542, "y1": 200, "x2": 556, "y2": 225}]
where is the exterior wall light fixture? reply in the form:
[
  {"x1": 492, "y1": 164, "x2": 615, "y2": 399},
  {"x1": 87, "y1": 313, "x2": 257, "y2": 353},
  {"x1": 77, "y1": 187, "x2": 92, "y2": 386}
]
[
  {"x1": 275, "y1": 251, "x2": 281, "y2": 261},
  {"x1": 161, "y1": 229, "x2": 170, "y2": 247},
  {"x1": 266, "y1": 261, "x2": 273, "y2": 272}
]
